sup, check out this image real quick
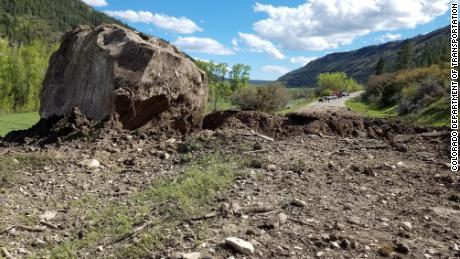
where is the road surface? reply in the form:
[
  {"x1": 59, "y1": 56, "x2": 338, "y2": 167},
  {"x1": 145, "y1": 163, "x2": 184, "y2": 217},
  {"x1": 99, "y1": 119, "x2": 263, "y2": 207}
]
[{"x1": 297, "y1": 91, "x2": 363, "y2": 113}]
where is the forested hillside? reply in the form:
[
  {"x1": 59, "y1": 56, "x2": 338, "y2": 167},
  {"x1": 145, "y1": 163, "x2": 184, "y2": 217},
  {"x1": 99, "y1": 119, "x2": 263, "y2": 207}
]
[
  {"x1": 0, "y1": 0, "x2": 127, "y2": 112},
  {"x1": 278, "y1": 26, "x2": 449, "y2": 87},
  {"x1": 0, "y1": 0, "x2": 127, "y2": 44}
]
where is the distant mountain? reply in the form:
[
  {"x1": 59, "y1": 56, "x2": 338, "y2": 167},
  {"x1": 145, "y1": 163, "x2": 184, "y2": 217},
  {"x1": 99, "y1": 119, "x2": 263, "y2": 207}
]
[
  {"x1": 0, "y1": 0, "x2": 128, "y2": 44},
  {"x1": 278, "y1": 26, "x2": 450, "y2": 87}
]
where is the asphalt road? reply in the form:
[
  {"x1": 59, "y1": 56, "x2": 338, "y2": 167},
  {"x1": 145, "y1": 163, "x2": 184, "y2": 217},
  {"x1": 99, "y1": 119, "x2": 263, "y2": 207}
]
[{"x1": 297, "y1": 91, "x2": 363, "y2": 113}]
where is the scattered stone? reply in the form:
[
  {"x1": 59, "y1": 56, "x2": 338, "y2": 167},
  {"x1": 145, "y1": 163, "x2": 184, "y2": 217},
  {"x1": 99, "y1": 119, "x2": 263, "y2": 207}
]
[
  {"x1": 267, "y1": 164, "x2": 277, "y2": 171},
  {"x1": 394, "y1": 241, "x2": 410, "y2": 254},
  {"x1": 39, "y1": 210, "x2": 57, "y2": 221},
  {"x1": 225, "y1": 237, "x2": 254, "y2": 255},
  {"x1": 340, "y1": 239, "x2": 351, "y2": 250},
  {"x1": 278, "y1": 213, "x2": 288, "y2": 225},
  {"x1": 330, "y1": 241, "x2": 341, "y2": 249},
  {"x1": 78, "y1": 159, "x2": 100, "y2": 168},
  {"x1": 264, "y1": 215, "x2": 280, "y2": 229},
  {"x1": 182, "y1": 252, "x2": 201, "y2": 259},
  {"x1": 32, "y1": 238, "x2": 47, "y2": 247},
  {"x1": 347, "y1": 216, "x2": 361, "y2": 225},
  {"x1": 400, "y1": 221, "x2": 412, "y2": 232},
  {"x1": 97, "y1": 246, "x2": 104, "y2": 252},
  {"x1": 290, "y1": 198, "x2": 307, "y2": 207}
]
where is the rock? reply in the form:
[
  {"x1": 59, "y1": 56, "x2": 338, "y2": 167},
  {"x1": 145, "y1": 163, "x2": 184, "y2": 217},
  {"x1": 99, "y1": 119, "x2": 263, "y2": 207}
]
[
  {"x1": 400, "y1": 221, "x2": 412, "y2": 231},
  {"x1": 79, "y1": 159, "x2": 100, "y2": 168},
  {"x1": 340, "y1": 239, "x2": 351, "y2": 250},
  {"x1": 267, "y1": 164, "x2": 277, "y2": 171},
  {"x1": 97, "y1": 246, "x2": 104, "y2": 252},
  {"x1": 347, "y1": 216, "x2": 361, "y2": 225},
  {"x1": 290, "y1": 198, "x2": 307, "y2": 207},
  {"x1": 330, "y1": 241, "x2": 341, "y2": 249},
  {"x1": 225, "y1": 237, "x2": 254, "y2": 255},
  {"x1": 230, "y1": 202, "x2": 241, "y2": 214},
  {"x1": 264, "y1": 215, "x2": 280, "y2": 229},
  {"x1": 182, "y1": 252, "x2": 201, "y2": 259},
  {"x1": 39, "y1": 210, "x2": 57, "y2": 221},
  {"x1": 394, "y1": 241, "x2": 410, "y2": 254},
  {"x1": 278, "y1": 213, "x2": 288, "y2": 225},
  {"x1": 40, "y1": 24, "x2": 207, "y2": 132}
]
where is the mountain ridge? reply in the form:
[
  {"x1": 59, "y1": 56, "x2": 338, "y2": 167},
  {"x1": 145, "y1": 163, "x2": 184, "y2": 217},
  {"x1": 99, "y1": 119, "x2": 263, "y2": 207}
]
[{"x1": 278, "y1": 25, "x2": 450, "y2": 87}]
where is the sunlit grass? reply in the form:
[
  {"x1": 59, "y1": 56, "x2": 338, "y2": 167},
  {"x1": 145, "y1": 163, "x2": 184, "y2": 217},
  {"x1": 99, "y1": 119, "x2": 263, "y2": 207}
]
[{"x1": 0, "y1": 112, "x2": 39, "y2": 136}]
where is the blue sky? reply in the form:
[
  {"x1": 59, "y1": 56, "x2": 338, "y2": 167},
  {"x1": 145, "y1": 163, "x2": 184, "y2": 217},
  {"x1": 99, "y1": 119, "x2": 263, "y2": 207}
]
[{"x1": 84, "y1": 0, "x2": 450, "y2": 80}]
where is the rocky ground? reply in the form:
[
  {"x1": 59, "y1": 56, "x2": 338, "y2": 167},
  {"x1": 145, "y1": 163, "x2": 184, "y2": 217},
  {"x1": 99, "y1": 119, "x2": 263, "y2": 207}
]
[{"x1": 0, "y1": 108, "x2": 457, "y2": 259}]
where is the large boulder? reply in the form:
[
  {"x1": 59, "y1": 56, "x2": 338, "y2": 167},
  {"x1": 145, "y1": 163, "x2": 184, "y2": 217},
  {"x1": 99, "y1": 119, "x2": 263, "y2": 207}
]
[{"x1": 40, "y1": 24, "x2": 207, "y2": 132}]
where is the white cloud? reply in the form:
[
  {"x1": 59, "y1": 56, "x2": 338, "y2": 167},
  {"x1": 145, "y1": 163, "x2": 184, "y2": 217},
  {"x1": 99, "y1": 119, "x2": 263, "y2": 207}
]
[
  {"x1": 82, "y1": 0, "x2": 108, "y2": 7},
  {"x1": 290, "y1": 56, "x2": 317, "y2": 66},
  {"x1": 173, "y1": 37, "x2": 234, "y2": 55},
  {"x1": 261, "y1": 65, "x2": 290, "y2": 75},
  {"x1": 105, "y1": 10, "x2": 203, "y2": 34},
  {"x1": 253, "y1": 0, "x2": 449, "y2": 51},
  {"x1": 379, "y1": 33, "x2": 402, "y2": 42},
  {"x1": 238, "y1": 33, "x2": 285, "y2": 59}
]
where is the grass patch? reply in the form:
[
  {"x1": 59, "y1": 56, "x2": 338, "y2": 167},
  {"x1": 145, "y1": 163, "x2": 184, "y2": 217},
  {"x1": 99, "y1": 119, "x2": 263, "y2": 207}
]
[
  {"x1": 205, "y1": 100, "x2": 235, "y2": 114},
  {"x1": 278, "y1": 97, "x2": 315, "y2": 115},
  {"x1": 345, "y1": 98, "x2": 397, "y2": 118},
  {"x1": 50, "y1": 154, "x2": 238, "y2": 259},
  {"x1": 0, "y1": 112, "x2": 40, "y2": 136},
  {"x1": 407, "y1": 98, "x2": 450, "y2": 127},
  {"x1": 0, "y1": 154, "x2": 53, "y2": 190}
]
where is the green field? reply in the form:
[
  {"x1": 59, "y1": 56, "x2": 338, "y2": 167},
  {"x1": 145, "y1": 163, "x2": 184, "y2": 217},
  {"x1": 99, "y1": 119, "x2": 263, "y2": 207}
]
[
  {"x1": 345, "y1": 98, "x2": 397, "y2": 118},
  {"x1": 278, "y1": 97, "x2": 315, "y2": 115},
  {"x1": 0, "y1": 112, "x2": 40, "y2": 136},
  {"x1": 345, "y1": 97, "x2": 449, "y2": 127}
]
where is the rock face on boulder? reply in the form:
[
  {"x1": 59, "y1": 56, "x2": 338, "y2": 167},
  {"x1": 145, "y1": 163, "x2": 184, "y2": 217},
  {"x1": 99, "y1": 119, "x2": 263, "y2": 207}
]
[{"x1": 40, "y1": 24, "x2": 207, "y2": 132}]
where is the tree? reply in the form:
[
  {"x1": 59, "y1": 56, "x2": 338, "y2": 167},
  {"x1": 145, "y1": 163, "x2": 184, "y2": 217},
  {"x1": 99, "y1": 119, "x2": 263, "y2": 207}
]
[
  {"x1": 229, "y1": 64, "x2": 251, "y2": 93},
  {"x1": 375, "y1": 57, "x2": 385, "y2": 75},
  {"x1": 317, "y1": 72, "x2": 363, "y2": 95},
  {"x1": 395, "y1": 41, "x2": 414, "y2": 71}
]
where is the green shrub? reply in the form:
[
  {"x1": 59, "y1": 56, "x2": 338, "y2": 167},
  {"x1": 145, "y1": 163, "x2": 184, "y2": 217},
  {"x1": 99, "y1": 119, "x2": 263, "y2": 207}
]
[{"x1": 233, "y1": 84, "x2": 290, "y2": 113}]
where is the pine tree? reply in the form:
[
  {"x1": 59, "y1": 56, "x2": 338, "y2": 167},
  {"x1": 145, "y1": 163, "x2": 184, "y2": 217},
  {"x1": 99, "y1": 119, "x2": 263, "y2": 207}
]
[
  {"x1": 375, "y1": 57, "x2": 385, "y2": 75},
  {"x1": 395, "y1": 41, "x2": 415, "y2": 71}
]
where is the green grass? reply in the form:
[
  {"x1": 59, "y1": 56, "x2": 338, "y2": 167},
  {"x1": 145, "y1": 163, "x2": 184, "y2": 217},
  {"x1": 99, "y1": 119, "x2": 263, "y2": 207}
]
[
  {"x1": 407, "y1": 98, "x2": 450, "y2": 127},
  {"x1": 278, "y1": 97, "x2": 315, "y2": 115},
  {"x1": 0, "y1": 112, "x2": 40, "y2": 136},
  {"x1": 345, "y1": 98, "x2": 397, "y2": 118},
  {"x1": 50, "y1": 154, "x2": 239, "y2": 259},
  {"x1": 205, "y1": 100, "x2": 235, "y2": 114},
  {"x1": 346, "y1": 97, "x2": 450, "y2": 127}
]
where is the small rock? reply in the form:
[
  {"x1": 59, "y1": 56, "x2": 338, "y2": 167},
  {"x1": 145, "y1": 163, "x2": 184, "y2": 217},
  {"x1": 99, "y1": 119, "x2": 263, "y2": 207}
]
[
  {"x1": 264, "y1": 215, "x2": 280, "y2": 229},
  {"x1": 230, "y1": 202, "x2": 241, "y2": 214},
  {"x1": 225, "y1": 237, "x2": 254, "y2": 255},
  {"x1": 278, "y1": 213, "x2": 288, "y2": 225},
  {"x1": 79, "y1": 159, "x2": 100, "y2": 168},
  {"x1": 400, "y1": 221, "x2": 412, "y2": 231},
  {"x1": 451, "y1": 243, "x2": 459, "y2": 251},
  {"x1": 182, "y1": 252, "x2": 201, "y2": 259},
  {"x1": 97, "y1": 246, "x2": 104, "y2": 252},
  {"x1": 291, "y1": 198, "x2": 307, "y2": 207},
  {"x1": 330, "y1": 241, "x2": 341, "y2": 249},
  {"x1": 267, "y1": 164, "x2": 277, "y2": 171},
  {"x1": 32, "y1": 238, "x2": 47, "y2": 247},
  {"x1": 316, "y1": 251, "x2": 323, "y2": 257},
  {"x1": 347, "y1": 216, "x2": 361, "y2": 225},
  {"x1": 39, "y1": 210, "x2": 57, "y2": 221},
  {"x1": 340, "y1": 239, "x2": 351, "y2": 250},
  {"x1": 394, "y1": 241, "x2": 410, "y2": 254}
]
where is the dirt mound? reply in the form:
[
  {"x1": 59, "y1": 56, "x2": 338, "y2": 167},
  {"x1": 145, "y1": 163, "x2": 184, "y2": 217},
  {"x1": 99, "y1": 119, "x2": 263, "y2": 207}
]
[
  {"x1": 2, "y1": 108, "x2": 103, "y2": 145},
  {"x1": 203, "y1": 110, "x2": 438, "y2": 140}
]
